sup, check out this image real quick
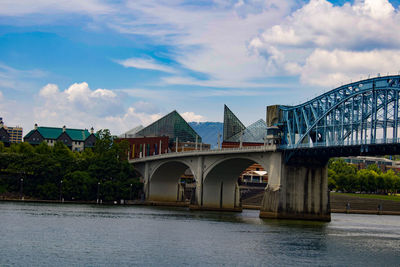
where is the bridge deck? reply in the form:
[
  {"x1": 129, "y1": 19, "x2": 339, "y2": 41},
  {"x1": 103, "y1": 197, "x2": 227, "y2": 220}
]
[{"x1": 129, "y1": 145, "x2": 278, "y2": 163}]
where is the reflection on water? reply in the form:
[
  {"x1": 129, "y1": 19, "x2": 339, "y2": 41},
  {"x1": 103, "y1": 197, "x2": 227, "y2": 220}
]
[{"x1": 0, "y1": 202, "x2": 399, "y2": 266}]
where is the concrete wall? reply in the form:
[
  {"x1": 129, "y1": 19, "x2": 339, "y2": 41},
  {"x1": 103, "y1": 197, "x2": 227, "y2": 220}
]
[{"x1": 260, "y1": 157, "x2": 330, "y2": 221}]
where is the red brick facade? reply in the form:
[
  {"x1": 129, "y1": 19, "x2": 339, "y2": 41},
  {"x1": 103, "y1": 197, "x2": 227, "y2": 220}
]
[{"x1": 117, "y1": 136, "x2": 170, "y2": 159}]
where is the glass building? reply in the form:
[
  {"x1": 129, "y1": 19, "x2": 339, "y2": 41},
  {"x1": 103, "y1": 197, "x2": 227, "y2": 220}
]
[
  {"x1": 133, "y1": 110, "x2": 202, "y2": 143},
  {"x1": 223, "y1": 105, "x2": 267, "y2": 143}
]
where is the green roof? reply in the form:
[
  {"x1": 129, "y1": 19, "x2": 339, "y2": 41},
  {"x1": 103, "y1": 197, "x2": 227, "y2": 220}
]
[{"x1": 24, "y1": 127, "x2": 92, "y2": 141}]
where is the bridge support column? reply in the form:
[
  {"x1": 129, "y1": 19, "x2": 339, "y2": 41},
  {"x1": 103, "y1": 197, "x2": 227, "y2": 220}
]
[{"x1": 260, "y1": 156, "x2": 330, "y2": 221}]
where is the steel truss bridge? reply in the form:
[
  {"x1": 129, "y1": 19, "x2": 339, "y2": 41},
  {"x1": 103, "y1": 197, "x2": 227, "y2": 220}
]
[{"x1": 275, "y1": 75, "x2": 400, "y2": 159}]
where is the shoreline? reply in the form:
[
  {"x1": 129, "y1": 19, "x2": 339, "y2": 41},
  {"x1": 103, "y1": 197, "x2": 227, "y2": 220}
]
[{"x1": 1, "y1": 197, "x2": 400, "y2": 216}]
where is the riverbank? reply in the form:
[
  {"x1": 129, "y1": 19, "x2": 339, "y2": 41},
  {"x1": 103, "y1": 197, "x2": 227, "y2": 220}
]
[
  {"x1": 242, "y1": 191, "x2": 400, "y2": 215},
  {"x1": 2, "y1": 192, "x2": 400, "y2": 215}
]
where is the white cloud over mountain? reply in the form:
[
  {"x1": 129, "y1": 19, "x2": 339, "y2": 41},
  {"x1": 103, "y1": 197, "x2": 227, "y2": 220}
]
[{"x1": 181, "y1": 112, "x2": 206, "y2": 123}]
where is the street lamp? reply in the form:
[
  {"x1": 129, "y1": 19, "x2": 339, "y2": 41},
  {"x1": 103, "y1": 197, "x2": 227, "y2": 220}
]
[
  {"x1": 97, "y1": 182, "x2": 100, "y2": 204},
  {"x1": 20, "y1": 178, "x2": 23, "y2": 200},
  {"x1": 59, "y1": 180, "x2": 63, "y2": 202},
  {"x1": 129, "y1": 183, "x2": 133, "y2": 201}
]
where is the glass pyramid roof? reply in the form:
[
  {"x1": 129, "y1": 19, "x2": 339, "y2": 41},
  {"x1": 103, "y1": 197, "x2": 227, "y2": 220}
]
[
  {"x1": 223, "y1": 105, "x2": 245, "y2": 142},
  {"x1": 223, "y1": 105, "x2": 267, "y2": 143},
  {"x1": 134, "y1": 110, "x2": 202, "y2": 143}
]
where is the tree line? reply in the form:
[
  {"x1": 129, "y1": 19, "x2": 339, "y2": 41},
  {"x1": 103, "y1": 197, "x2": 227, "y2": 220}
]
[
  {"x1": 328, "y1": 158, "x2": 400, "y2": 194},
  {"x1": 0, "y1": 130, "x2": 142, "y2": 202}
]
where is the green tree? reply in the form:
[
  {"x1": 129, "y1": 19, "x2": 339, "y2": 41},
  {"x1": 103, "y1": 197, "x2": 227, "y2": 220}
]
[
  {"x1": 35, "y1": 142, "x2": 51, "y2": 154},
  {"x1": 382, "y1": 170, "x2": 396, "y2": 194},
  {"x1": 367, "y1": 164, "x2": 382, "y2": 174},
  {"x1": 63, "y1": 171, "x2": 96, "y2": 201}
]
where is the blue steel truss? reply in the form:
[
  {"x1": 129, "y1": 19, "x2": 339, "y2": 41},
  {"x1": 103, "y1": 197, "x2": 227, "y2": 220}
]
[{"x1": 277, "y1": 75, "x2": 400, "y2": 149}]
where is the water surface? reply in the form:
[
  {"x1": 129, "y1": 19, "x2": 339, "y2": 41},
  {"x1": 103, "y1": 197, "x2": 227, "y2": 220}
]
[{"x1": 1, "y1": 202, "x2": 399, "y2": 266}]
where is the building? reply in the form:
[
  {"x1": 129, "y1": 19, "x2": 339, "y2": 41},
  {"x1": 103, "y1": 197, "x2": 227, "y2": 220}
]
[
  {"x1": 24, "y1": 124, "x2": 96, "y2": 151},
  {"x1": 0, "y1": 120, "x2": 10, "y2": 146},
  {"x1": 0, "y1": 117, "x2": 23, "y2": 144},
  {"x1": 222, "y1": 105, "x2": 278, "y2": 148},
  {"x1": 118, "y1": 110, "x2": 209, "y2": 159},
  {"x1": 240, "y1": 164, "x2": 268, "y2": 184},
  {"x1": 7, "y1": 126, "x2": 23, "y2": 143},
  {"x1": 117, "y1": 136, "x2": 170, "y2": 159},
  {"x1": 343, "y1": 156, "x2": 400, "y2": 172}
]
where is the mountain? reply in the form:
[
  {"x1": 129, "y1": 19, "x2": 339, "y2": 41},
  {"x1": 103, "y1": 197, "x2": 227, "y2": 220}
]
[{"x1": 189, "y1": 122, "x2": 223, "y2": 148}]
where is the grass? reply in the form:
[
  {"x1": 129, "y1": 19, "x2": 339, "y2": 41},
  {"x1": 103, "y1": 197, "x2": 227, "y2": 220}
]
[{"x1": 331, "y1": 192, "x2": 400, "y2": 202}]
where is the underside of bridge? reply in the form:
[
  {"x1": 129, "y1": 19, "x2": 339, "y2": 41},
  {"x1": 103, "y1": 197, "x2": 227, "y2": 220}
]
[
  {"x1": 200, "y1": 158, "x2": 254, "y2": 211},
  {"x1": 148, "y1": 161, "x2": 192, "y2": 202}
]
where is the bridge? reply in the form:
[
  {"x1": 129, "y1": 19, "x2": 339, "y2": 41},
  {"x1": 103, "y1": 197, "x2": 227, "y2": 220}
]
[{"x1": 130, "y1": 75, "x2": 400, "y2": 221}]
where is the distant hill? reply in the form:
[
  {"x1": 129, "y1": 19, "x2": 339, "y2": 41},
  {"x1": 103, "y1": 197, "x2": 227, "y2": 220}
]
[{"x1": 189, "y1": 122, "x2": 223, "y2": 148}]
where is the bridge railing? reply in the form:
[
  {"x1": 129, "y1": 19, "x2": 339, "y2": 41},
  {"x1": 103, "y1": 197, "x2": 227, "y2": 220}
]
[
  {"x1": 129, "y1": 144, "x2": 278, "y2": 162},
  {"x1": 280, "y1": 138, "x2": 400, "y2": 150}
]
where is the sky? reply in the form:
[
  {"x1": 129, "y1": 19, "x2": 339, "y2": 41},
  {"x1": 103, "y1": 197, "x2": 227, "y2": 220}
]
[{"x1": 1, "y1": 0, "x2": 400, "y2": 135}]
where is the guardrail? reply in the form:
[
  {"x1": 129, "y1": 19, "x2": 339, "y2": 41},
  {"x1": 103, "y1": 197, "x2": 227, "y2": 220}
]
[
  {"x1": 129, "y1": 145, "x2": 278, "y2": 162},
  {"x1": 280, "y1": 138, "x2": 400, "y2": 150}
]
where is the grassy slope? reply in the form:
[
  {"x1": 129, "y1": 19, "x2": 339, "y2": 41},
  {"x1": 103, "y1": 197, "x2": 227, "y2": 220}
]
[{"x1": 331, "y1": 192, "x2": 400, "y2": 202}]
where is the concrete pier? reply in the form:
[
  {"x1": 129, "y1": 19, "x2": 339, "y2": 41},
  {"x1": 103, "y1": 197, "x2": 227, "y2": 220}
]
[{"x1": 260, "y1": 157, "x2": 331, "y2": 221}]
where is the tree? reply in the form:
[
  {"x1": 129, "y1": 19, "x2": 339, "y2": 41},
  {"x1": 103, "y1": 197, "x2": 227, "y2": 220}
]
[
  {"x1": 367, "y1": 164, "x2": 382, "y2": 174},
  {"x1": 63, "y1": 171, "x2": 96, "y2": 201},
  {"x1": 35, "y1": 142, "x2": 51, "y2": 154},
  {"x1": 382, "y1": 170, "x2": 396, "y2": 194}
]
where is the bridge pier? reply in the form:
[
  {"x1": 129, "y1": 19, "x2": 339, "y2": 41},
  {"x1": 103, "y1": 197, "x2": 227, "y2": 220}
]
[
  {"x1": 260, "y1": 157, "x2": 330, "y2": 221},
  {"x1": 191, "y1": 180, "x2": 241, "y2": 212}
]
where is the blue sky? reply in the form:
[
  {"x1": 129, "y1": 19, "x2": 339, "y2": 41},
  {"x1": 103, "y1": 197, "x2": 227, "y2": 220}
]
[{"x1": 1, "y1": 0, "x2": 400, "y2": 135}]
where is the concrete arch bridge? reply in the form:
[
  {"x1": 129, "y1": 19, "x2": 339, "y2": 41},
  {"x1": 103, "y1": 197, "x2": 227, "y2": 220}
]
[{"x1": 130, "y1": 75, "x2": 400, "y2": 221}]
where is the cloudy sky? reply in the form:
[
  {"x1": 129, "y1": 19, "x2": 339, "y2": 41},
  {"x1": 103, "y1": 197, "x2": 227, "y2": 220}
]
[{"x1": 1, "y1": 0, "x2": 400, "y2": 135}]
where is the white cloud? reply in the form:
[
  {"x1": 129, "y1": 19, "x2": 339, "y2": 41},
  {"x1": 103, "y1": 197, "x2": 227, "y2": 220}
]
[
  {"x1": 0, "y1": 0, "x2": 112, "y2": 16},
  {"x1": 108, "y1": 0, "x2": 297, "y2": 87},
  {"x1": 181, "y1": 112, "x2": 206, "y2": 123},
  {"x1": 132, "y1": 101, "x2": 160, "y2": 114},
  {"x1": 35, "y1": 82, "x2": 161, "y2": 135},
  {"x1": 300, "y1": 49, "x2": 400, "y2": 87},
  {"x1": 39, "y1": 83, "x2": 59, "y2": 97},
  {"x1": 0, "y1": 90, "x2": 3, "y2": 100},
  {"x1": 0, "y1": 63, "x2": 47, "y2": 91},
  {"x1": 116, "y1": 57, "x2": 176, "y2": 74},
  {"x1": 249, "y1": 0, "x2": 400, "y2": 87}
]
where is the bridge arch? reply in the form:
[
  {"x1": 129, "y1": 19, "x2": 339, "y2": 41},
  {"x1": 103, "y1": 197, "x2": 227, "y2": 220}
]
[
  {"x1": 148, "y1": 159, "x2": 197, "y2": 202},
  {"x1": 279, "y1": 76, "x2": 400, "y2": 148},
  {"x1": 202, "y1": 154, "x2": 272, "y2": 210}
]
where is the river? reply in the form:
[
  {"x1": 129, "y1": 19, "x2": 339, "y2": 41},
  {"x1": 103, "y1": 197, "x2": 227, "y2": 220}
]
[{"x1": 0, "y1": 202, "x2": 399, "y2": 266}]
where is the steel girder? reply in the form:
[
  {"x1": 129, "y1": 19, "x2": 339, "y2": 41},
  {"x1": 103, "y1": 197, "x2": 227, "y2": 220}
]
[{"x1": 279, "y1": 75, "x2": 400, "y2": 149}]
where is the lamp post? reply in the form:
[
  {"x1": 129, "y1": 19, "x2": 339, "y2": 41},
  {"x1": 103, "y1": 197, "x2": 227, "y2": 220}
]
[
  {"x1": 59, "y1": 180, "x2": 63, "y2": 202},
  {"x1": 129, "y1": 183, "x2": 133, "y2": 201},
  {"x1": 97, "y1": 182, "x2": 100, "y2": 204},
  {"x1": 239, "y1": 130, "x2": 243, "y2": 148},
  {"x1": 20, "y1": 178, "x2": 23, "y2": 200}
]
